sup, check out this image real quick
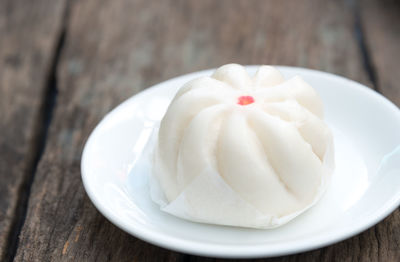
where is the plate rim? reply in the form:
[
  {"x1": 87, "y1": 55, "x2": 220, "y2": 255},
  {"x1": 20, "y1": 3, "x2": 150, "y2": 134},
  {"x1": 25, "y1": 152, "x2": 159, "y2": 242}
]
[{"x1": 81, "y1": 65, "x2": 400, "y2": 258}]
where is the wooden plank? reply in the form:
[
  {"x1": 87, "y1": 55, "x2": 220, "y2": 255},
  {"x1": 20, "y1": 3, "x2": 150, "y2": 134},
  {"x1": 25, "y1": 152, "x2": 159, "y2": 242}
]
[
  {"x1": 0, "y1": 0, "x2": 66, "y2": 260},
  {"x1": 360, "y1": 0, "x2": 400, "y2": 106},
  {"x1": 13, "y1": 0, "x2": 397, "y2": 261}
]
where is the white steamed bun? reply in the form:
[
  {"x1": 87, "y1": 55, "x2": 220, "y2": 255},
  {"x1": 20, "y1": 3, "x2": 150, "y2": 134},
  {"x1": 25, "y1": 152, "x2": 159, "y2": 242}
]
[{"x1": 151, "y1": 64, "x2": 334, "y2": 228}]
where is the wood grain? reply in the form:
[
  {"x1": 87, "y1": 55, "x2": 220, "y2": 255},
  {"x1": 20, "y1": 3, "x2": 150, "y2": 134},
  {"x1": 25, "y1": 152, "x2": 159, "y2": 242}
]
[
  {"x1": 12, "y1": 0, "x2": 398, "y2": 261},
  {"x1": 0, "y1": 0, "x2": 66, "y2": 260},
  {"x1": 360, "y1": 0, "x2": 400, "y2": 106}
]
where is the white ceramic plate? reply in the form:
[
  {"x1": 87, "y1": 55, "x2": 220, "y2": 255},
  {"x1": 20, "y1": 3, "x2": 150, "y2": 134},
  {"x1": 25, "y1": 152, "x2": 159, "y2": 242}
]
[{"x1": 81, "y1": 66, "x2": 400, "y2": 258}]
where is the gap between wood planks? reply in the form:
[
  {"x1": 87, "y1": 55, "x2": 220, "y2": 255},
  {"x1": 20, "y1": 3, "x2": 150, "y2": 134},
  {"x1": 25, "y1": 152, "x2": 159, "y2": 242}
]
[
  {"x1": 1, "y1": 0, "x2": 382, "y2": 261},
  {"x1": 352, "y1": 0, "x2": 380, "y2": 92},
  {"x1": 2, "y1": 1, "x2": 71, "y2": 262}
]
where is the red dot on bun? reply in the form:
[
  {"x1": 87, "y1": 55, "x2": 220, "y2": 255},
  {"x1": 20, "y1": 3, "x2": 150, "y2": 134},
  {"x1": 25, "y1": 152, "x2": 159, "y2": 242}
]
[{"x1": 237, "y1": 96, "x2": 255, "y2": 106}]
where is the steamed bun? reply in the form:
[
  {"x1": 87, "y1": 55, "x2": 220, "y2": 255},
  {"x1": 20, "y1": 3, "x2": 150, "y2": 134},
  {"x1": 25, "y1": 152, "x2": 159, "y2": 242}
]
[{"x1": 151, "y1": 64, "x2": 334, "y2": 228}]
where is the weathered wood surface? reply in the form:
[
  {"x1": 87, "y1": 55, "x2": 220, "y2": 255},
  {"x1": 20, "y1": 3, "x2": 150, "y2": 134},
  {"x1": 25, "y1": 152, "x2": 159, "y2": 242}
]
[
  {"x1": 0, "y1": 0, "x2": 66, "y2": 260},
  {"x1": 361, "y1": 0, "x2": 400, "y2": 106},
  {"x1": 2, "y1": 0, "x2": 397, "y2": 261}
]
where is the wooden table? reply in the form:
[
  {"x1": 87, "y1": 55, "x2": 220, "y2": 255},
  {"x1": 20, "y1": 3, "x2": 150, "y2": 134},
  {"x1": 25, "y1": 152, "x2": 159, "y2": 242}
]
[{"x1": 1, "y1": 0, "x2": 399, "y2": 261}]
